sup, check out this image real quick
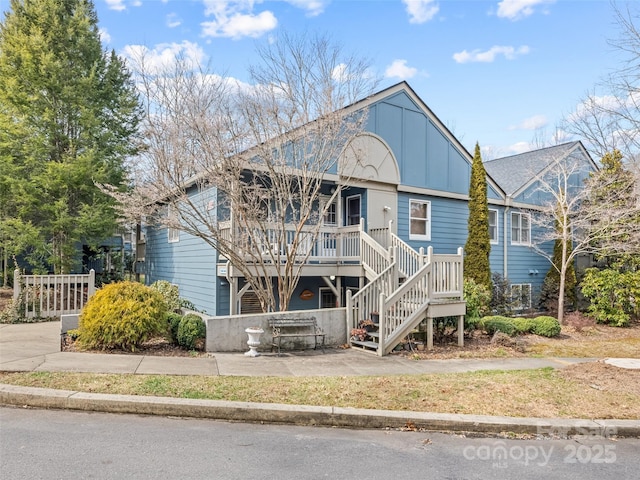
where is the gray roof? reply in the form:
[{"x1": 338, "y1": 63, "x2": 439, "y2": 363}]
[{"x1": 484, "y1": 142, "x2": 581, "y2": 196}]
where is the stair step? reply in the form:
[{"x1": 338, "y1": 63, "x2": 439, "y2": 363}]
[{"x1": 350, "y1": 339, "x2": 379, "y2": 351}]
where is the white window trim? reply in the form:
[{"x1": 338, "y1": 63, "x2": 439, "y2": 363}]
[
  {"x1": 489, "y1": 208, "x2": 499, "y2": 244},
  {"x1": 511, "y1": 211, "x2": 531, "y2": 246},
  {"x1": 320, "y1": 195, "x2": 337, "y2": 226},
  {"x1": 511, "y1": 283, "x2": 532, "y2": 310},
  {"x1": 409, "y1": 199, "x2": 431, "y2": 241},
  {"x1": 167, "y1": 205, "x2": 180, "y2": 244}
]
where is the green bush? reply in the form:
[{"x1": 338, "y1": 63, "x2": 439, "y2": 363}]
[
  {"x1": 479, "y1": 316, "x2": 516, "y2": 336},
  {"x1": 77, "y1": 281, "x2": 168, "y2": 352},
  {"x1": 464, "y1": 278, "x2": 491, "y2": 331},
  {"x1": 511, "y1": 317, "x2": 535, "y2": 334},
  {"x1": 150, "y1": 280, "x2": 181, "y2": 312},
  {"x1": 581, "y1": 268, "x2": 639, "y2": 327},
  {"x1": 177, "y1": 313, "x2": 206, "y2": 350},
  {"x1": 532, "y1": 316, "x2": 561, "y2": 337},
  {"x1": 166, "y1": 312, "x2": 183, "y2": 343}
]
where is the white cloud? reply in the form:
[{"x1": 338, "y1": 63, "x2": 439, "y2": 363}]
[
  {"x1": 384, "y1": 59, "x2": 418, "y2": 79},
  {"x1": 506, "y1": 141, "x2": 532, "y2": 155},
  {"x1": 285, "y1": 0, "x2": 330, "y2": 17},
  {"x1": 453, "y1": 45, "x2": 530, "y2": 63},
  {"x1": 99, "y1": 27, "x2": 111, "y2": 44},
  {"x1": 166, "y1": 13, "x2": 181, "y2": 28},
  {"x1": 122, "y1": 41, "x2": 207, "y2": 74},
  {"x1": 508, "y1": 114, "x2": 548, "y2": 130},
  {"x1": 496, "y1": 0, "x2": 555, "y2": 21},
  {"x1": 201, "y1": 1, "x2": 278, "y2": 39},
  {"x1": 105, "y1": 0, "x2": 126, "y2": 11},
  {"x1": 402, "y1": 0, "x2": 439, "y2": 24}
]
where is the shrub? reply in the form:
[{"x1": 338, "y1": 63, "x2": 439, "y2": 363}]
[
  {"x1": 177, "y1": 313, "x2": 206, "y2": 350},
  {"x1": 479, "y1": 316, "x2": 516, "y2": 336},
  {"x1": 150, "y1": 280, "x2": 181, "y2": 312},
  {"x1": 581, "y1": 268, "x2": 639, "y2": 327},
  {"x1": 464, "y1": 278, "x2": 491, "y2": 330},
  {"x1": 511, "y1": 317, "x2": 535, "y2": 334},
  {"x1": 77, "y1": 281, "x2": 168, "y2": 352},
  {"x1": 532, "y1": 316, "x2": 561, "y2": 338},
  {"x1": 166, "y1": 312, "x2": 183, "y2": 343}
]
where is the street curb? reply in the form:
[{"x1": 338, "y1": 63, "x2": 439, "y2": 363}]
[{"x1": 2, "y1": 383, "x2": 639, "y2": 437}]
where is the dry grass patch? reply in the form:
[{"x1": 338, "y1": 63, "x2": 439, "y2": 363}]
[
  {"x1": 2, "y1": 365, "x2": 638, "y2": 419},
  {"x1": 525, "y1": 316, "x2": 640, "y2": 358}
]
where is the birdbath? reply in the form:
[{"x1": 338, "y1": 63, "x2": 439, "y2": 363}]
[{"x1": 244, "y1": 327, "x2": 264, "y2": 357}]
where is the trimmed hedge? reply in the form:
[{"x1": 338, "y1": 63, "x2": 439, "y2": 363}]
[
  {"x1": 479, "y1": 315, "x2": 561, "y2": 338},
  {"x1": 479, "y1": 316, "x2": 516, "y2": 336},
  {"x1": 166, "y1": 312, "x2": 183, "y2": 343},
  {"x1": 177, "y1": 313, "x2": 206, "y2": 350},
  {"x1": 531, "y1": 316, "x2": 561, "y2": 338}
]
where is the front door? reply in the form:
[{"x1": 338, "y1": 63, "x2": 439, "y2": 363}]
[{"x1": 346, "y1": 195, "x2": 361, "y2": 226}]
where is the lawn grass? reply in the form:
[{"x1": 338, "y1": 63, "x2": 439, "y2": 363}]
[{"x1": 2, "y1": 367, "x2": 638, "y2": 420}]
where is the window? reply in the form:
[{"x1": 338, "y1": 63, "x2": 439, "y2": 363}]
[
  {"x1": 322, "y1": 197, "x2": 337, "y2": 226},
  {"x1": 511, "y1": 284, "x2": 532, "y2": 311},
  {"x1": 511, "y1": 211, "x2": 530, "y2": 245},
  {"x1": 409, "y1": 199, "x2": 431, "y2": 241},
  {"x1": 488, "y1": 209, "x2": 499, "y2": 244},
  {"x1": 319, "y1": 287, "x2": 338, "y2": 309},
  {"x1": 167, "y1": 205, "x2": 179, "y2": 243}
]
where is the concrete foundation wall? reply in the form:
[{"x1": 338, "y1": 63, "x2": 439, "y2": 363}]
[{"x1": 204, "y1": 308, "x2": 347, "y2": 353}]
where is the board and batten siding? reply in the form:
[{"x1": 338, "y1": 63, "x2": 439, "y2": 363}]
[{"x1": 365, "y1": 91, "x2": 471, "y2": 195}]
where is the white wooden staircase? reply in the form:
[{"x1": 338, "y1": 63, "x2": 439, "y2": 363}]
[{"x1": 347, "y1": 227, "x2": 465, "y2": 356}]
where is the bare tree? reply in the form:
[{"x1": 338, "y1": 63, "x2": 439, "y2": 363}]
[
  {"x1": 563, "y1": 2, "x2": 640, "y2": 160},
  {"x1": 115, "y1": 33, "x2": 377, "y2": 312},
  {"x1": 529, "y1": 149, "x2": 640, "y2": 323}
]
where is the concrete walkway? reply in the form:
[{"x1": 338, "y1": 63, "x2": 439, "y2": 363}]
[{"x1": 1, "y1": 321, "x2": 638, "y2": 437}]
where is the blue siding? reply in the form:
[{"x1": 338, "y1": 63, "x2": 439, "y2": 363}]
[
  {"x1": 144, "y1": 188, "x2": 219, "y2": 315},
  {"x1": 506, "y1": 217, "x2": 553, "y2": 303},
  {"x1": 488, "y1": 206, "x2": 505, "y2": 276},
  {"x1": 366, "y1": 91, "x2": 472, "y2": 194},
  {"x1": 488, "y1": 184, "x2": 501, "y2": 200},
  {"x1": 397, "y1": 192, "x2": 467, "y2": 254}
]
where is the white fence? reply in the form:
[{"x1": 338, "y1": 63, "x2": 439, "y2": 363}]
[{"x1": 13, "y1": 269, "x2": 96, "y2": 319}]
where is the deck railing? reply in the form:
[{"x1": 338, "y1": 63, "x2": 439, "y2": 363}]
[
  {"x1": 218, "y1": 221, "x2": 364, "y2": 263},
  {"x1": 13, "y1": 269, "x2": 96, "y2": 319}
]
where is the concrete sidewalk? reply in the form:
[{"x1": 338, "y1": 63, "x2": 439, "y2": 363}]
[
  {"x1": 0, "y1": 321, "x2": 595, "y2": 377},
  {"x1": 1, "y1": 321, "x2": 638, "y2": 437}
]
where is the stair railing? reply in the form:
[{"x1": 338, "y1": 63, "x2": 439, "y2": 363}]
[
  {"x1": 346, "y1": 260, "x2": 398, "y2": 338},
  {"x1": 377, "y1": 260, "x2": 432, "y2": 355}
]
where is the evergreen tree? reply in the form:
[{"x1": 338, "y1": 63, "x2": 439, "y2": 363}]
[
  {"x1": 0, "y1": 0, "x2": 141, "y2": 273},
  {"x1": 464, "y1": 143, "x2": 492, "y2": 291}
]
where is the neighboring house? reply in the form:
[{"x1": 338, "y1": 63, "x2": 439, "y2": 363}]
[
  {"x1": 139, "y1": 82, "x2": 596, "y2": 353},
  {"x1": 484, "y1": 141, "x2": 597, "y2": 310}
]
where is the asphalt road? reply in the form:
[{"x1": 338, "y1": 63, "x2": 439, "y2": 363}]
[{"x1": 1, "y1": 407, "x2": 638, "y2": 480}]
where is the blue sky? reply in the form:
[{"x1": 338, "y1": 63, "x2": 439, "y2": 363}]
[{"x1": 30, "y1": 1, "x2": 634, "y2": 158}]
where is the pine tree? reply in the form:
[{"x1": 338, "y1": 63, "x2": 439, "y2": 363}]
[
  {"x1": 0, "y1": 0, "x2": 141, "y2": 273},
  {"x1": 464, "y1": 143, "x2": 492, "y2": 291}
]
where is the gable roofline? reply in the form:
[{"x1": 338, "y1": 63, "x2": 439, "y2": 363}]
[
  {"x1": 345, "y1": 81, "x2": 506, "y2": 199},
  {"x1": 485, "y1": 141, "x2": 597, "y2": 199}
]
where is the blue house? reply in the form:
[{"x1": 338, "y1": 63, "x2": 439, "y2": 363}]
[{"x1": 139, "y1": 82, "x2": 596, "y2": 354}]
